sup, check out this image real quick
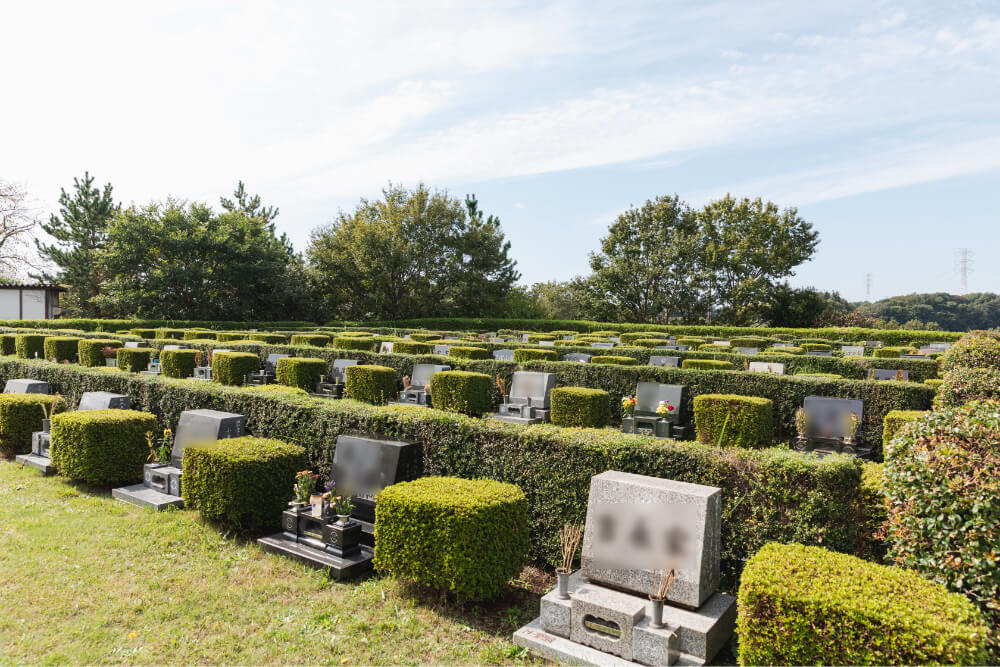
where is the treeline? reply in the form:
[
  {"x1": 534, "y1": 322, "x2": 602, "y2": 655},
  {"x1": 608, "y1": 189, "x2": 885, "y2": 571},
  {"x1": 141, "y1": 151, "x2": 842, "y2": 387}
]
[{"x1": 854, "y1": 293, "x2": 1000, "y2": 331}]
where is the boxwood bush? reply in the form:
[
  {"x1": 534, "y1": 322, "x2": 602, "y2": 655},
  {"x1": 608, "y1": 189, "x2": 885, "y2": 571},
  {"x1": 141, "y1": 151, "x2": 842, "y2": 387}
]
[
  {"x1": 527, "y1": 333, "x2": 556, "y2": 343},
  {"x1": 182, "y1": 436, "x2": 307, "y2": 532},
  {"x1": 0, "y1": 393, "x2": 65, "y2": 456},
  {"x1": 333, "y1": 335, "x2": 376, "y2": 352},
  {"x1": 590, "y1": 355, "x2": 638, "y2": 366},
  {"x1": 620, "y1": 332, "x2": 668, "y2": 345},
  {"x1": 290, "y1": 334, "x2": 330, "y2": 347},
  {"x1": 769, "y1": 345, "x2": 803, "y2": 354},
  {"x1": 939, "y1": 330, "x2": 1000, "y2": 373},
  {"x1": 183, "y1": 330, "x2": 217, "y2": 340},
  {"x1": 406, "y1": 333, "x2": 438, "y2": 342},
  {"x1": 0, "y1": 334, "x2": 15, "y2": 355},
  {"x1": 737, "y1": 542, "x2": 990, "y2": 666},
  {"x1": 248, "y1": 333, "x2": 286, "y2": 344},
  {"x1": 392, "y1": 340, "x2": 434, "y2": 355},
  {"x1": 160, "y1": 349, "x2": 199, "y2": 379},
  {"x1": 275, "y1": 357, "x2": 327, "y2": 391},
  {"x1": 15, "y1": 334, "x2": 46, "y2": 359},
  {"x1": 43, "y1": 336, "x2": 81, "y2": 363},
  {"x1": 550, "y1": 387, "x2": 611, "y2": 428},
  {"x1": 885, "y1": 400, "x2": 1000, "y2": 655},
  {"x1": 730, "y1": 336, "x2": 771, "y2": 348},
  {"x1": 50, "y1": 408, "x2": 157, "y2": 485},
  {"x1": 212, "y1": 351, "x2": 259, "y2": 385},
  {"x1": 448, "y1": 346, "x2": 489, "y2": 360},
  {"x1": 933, "y1": 367, "x2": 1000, "y2": 408},
  {"x1": 513, "y1": 348, "x2": 558, "y2": 363},
  {"x1": 631, "y1": 338, "x2": 671, "y2": 348},
  {"x1": 129, "y1": 328, "x2": 155, "y2": 339},
  {"x1": 693, "y1": 394, "x2": 773, "y2": 448},
  {"x1": 154, "y1": 328, "x2": 185, "y2": 339},
  {"x1": 78, "y1": 338, "x2": 122, "y2": 367},
  {"x1": 681, "y1": 359, "x2": 733, "y2": 370},
  {"x1": 116, "y1": 347, "x2": 152, "y2": 373},
  {"x1": 215, "y1": 332, "x2": 246, "y2": 342},
  {"x1": 345, "y1": 364, "x2": 397, "y2": 404},
  {"x1": 881, "y1": 409, "x2": 927, "y2": 450},
  {"x1": 800, "y1": 343, "x2": 832, "y2": 352},
  {"x1": 873, "y1": 346, "x2": 906, "y2": 358},
  {"x1": 925, "y1": 378, "x2": 944, "y2": 389},
  {"x1": 373, "y1": 476, "x2": 529, "y2": 601},
  {"x1": 676, "y1": 337, "x2": 706, "y2": 346},
  {"x1": 428, "y1": 370, "x2": 493, "y2": 416}
]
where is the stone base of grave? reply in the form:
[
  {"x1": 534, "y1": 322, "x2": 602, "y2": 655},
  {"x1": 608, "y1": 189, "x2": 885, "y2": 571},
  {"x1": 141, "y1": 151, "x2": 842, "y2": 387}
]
[
  {"x1": 514, "y1": 571, "x2": 735, "y2": 666},
  {"x1": 257, "y1": 533, "x2": 373, "y2": 580},
  {"x1": 15, "y1": 453, "x2": 56, "y2": 475},
  {"x1": 112, "y1": 484, "x2": 184, "y2": 511}
]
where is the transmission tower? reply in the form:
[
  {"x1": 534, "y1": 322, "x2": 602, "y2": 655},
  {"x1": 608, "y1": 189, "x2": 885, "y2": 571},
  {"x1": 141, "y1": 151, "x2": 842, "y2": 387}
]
[
  {"x1": 956, "y1": 249, "x2": 973, "y2": 294},
  {"x1": 865, "y1": 272, "x2": 873, "y2": 301}
]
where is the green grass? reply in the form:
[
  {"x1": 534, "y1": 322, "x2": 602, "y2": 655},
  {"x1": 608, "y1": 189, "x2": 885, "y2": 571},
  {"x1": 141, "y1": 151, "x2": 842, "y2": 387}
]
[{"x1": 0, "y1": 462, "x2": 539, "y2": 665}]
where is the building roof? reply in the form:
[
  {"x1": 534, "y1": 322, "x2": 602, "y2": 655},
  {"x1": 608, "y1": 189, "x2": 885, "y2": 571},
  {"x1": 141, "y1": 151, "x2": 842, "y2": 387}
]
[{"x1": 0, "y1": 283, "x2": 68, "y2": 291}]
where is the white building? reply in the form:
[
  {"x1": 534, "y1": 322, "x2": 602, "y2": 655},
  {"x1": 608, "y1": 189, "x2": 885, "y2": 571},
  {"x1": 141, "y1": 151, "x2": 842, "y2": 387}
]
[{"x1": 0, "y1": 284, "x2": 67, "y2": 320}]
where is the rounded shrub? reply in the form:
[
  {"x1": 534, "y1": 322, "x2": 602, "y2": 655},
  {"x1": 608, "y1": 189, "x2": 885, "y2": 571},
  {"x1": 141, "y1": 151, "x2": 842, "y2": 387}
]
[
  {"x1": 882, "y1": 409, "x2": 927, "y2": 451},
  {"x1": 345, "y1": 364, "x2": 397, "y2": 405},
  {"x1": 800, "y1": 343, "x2": 832, "y2": 352},
  {"x1": 275, "y1": 357, "x2": 327, "y2": 391},
  {"x1": 620, "y1": 332, "x2": 668, "y2": 345},
  {"x1": 925, "y1": 378, "x2": 944, "y2": 389},
  {"x1": 43, "y1": 336, "x2": 81, "y2": 362},
  {"x1": 129, "y1": 328, "x2": 155, "y2": 339},
  {"x1": 429, "y1": 370, "x2": 493, "y2": 416},
  {"x1": 448, "y1": 346, "x2": 489, "y2": 360},
  {"x1": 0, "y1": 393, "x2": 66, "y2": 457},
  {"x1": 212, "y1": 351, "x2": 260, "y2": 386},
  {"x1": 290, "y1": 334, "x2": 330, "y2": 347},
  {"x1": 154, "y1": 328, "x2": 185, "y2": 339},
  {"x1": 50, "y1": 409, "x2": 157, "y2": 485},
  {"x1": 244, "y1": 384, "x2": 308, "y2": 396},
  {"x1": 182, "y1": 436, "x2": 307, "y2": 532},
  {"x1": 940, "y1": 331, "x2": 1000, "y2": 373},
  {"x1": 333, "y1": 335, "x2": 376, "y2": 352},
  {"x1": 795, "y1": 372, "x2": 844, "y2": 379},
  {"x1": 393, "y1": 340, "x2": 433, "y2": 355},
  {"x1": 248, "y1": 333, "x2": 286, "y2": 344},
  {"x1": 589, "y1": 355, "x2": 638, "y2": 366},
  {"x1": 730, "y1": 336, "x2": 771, "y2": 348},
  {"x1": 769, "y1": 345, "x2": 803, "y2": 354},
  {"x1": 527, "y1": 334, "x2": 556, "y2": 343},
  {"x1": 873, "y1": 346, "x2": 906, "y2": 358},
  {"x1": 631, "y1": 338, "x2": 671, "y2": 348},
  {"x1": 15, "y1": 334, "x2": 46, "y2": 359},
  {"x1": 407, "y1": 332, "x2": 438, "y2": 342},
  {"x1": 933, "y1": 367, "x2": 1000, "y2": 408},
  {"x1": 676, "y1": 337, "x2": 705, "y2": 347},
  {"x1": 0, "y1": 334, "x2": 16, "y2": 355},
  {"x1": 160, "y1": 349, "x2": 199, "y2": 379},
  {"x1": 698, "y1": 343, "x2": 731, "y2": 352},
  {"x1": 693, "y1": 394, "x2": 773, "y2": 448},
  {"x1": 116, "y1": 347, "x2": 152, "y2": 373},
  {"x1": 513, "y1": 348, "x2": 558, "y2": 363},
  {"x1": 78, "y1": 338, "x2": 122, "y2": 367},
  {"x1": 373, "y1": 476, "x2": 529, "y2": 601},
  {"x1": 737, "y1": 542, "x2": 990, "y2": 666},
  {"x1": 885, "y1": 400, "x2": 1000, "y2": 653},
  {"x1": 215, "y1": 332, "x2": 245, "y2": 342},
  {"x1": 550, "y1": 387, "x2": 611, "y2": 428},
  {"x1": 183, "y1": 330, "x2": 217, "y2": 340},
  {"x1": 681, "y1": 359, "x2": 732, "y2": 370}
]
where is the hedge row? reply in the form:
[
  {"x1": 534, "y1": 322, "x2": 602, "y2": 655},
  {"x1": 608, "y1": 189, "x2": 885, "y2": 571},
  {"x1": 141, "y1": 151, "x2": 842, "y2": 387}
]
[{"x1": 0, "y1": 356, "x2": 870, "y2": 588}]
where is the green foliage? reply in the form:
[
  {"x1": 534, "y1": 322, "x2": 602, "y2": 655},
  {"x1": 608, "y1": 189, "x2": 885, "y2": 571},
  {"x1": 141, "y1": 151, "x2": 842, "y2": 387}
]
[
  {"x1": 933, "y1": 367, "x2": 1000, "y2": 408},
  {"x1": 428, "y1": 370, "x2": 493, "y2": 416},
  {"x1": 333, "y1": 335, "x2": 376, "y2": 352},
  {"x1": 693, "y1": 394, "x2": 773, "y2": 448},
  {"x1": 631, "y1": 338, "x2": 671, "y2": 348},
  {"x1": 160, "y1": 349, "x2": 199, "y2": 379},
  {"x1": 248, "y1": 333, "x2": 285, "y2": 344},
  {"x1": 407, "y1": 333, "x2": 439, "y2": 342},
  {"x1": 940, "y1": 331, "x2": 1000, "y2": 373},
  {"x1": 620, "y1": 331, "x2": 669, "y2": 345},
  {"x1": 512, "y1": 348, "x2": 557, "y2": 362},
  {"x1": 873, "y1": 346, "x2": 906, "y2": 358},
  {"x1": 882, "y1": 410, "x2": 927, "y2": 450},
  {"x1": 697, "y1": 343, "x2": 731, "y2": 352},
  {"x1": 737, "y1": 542, "x2": 991, "y2": 666},
  {"x1": 447, "y1": 346, "x2": 489, "y2": 360},
  {"x1": 15, "y1": 334, "x2": 46, "y2": 359},
  {"x1": 50, "y1": 409, "x2": 157, "y2": 485},
  {"x1": 0, "y1": 393, "x2": 65, "y2": 456},
  {"x1": 676, "y1": 336, "x2": 705, "y2": 346},
  {"x1": 550, "y1": 387, "x2": 611, "y2": 428},
  {"x1": 770, "y1": 345, "x2": 803, "y2": 354},
  {"x1": 290, "y1": 334, "x2": 330, "y2": 347},
  {"x1": 212, "y1": 352, "x2": 259, "y2": 386},
  {"x1": 275, "y1": 357, "x2": 327, "y2": 391},
  {"x1": 589, "y1": 355, "x2": 638, "y2": 366},
  {"x1": 116, "y1": 347, "x2": 152, "y2": 373},
  {"x1": 182, "y1": 436, "x2": 307, "y2": 532},
  {"x1": 77, "y1": 338, "x2": 122, "y2": 367},
  {"x1": 925, "y1": 378, "x2": 944, "y2": 389},
  {"x1": 393, "y1": 340, "x2": 433, "y2": 355},
  {"x1": 373, "y1": 477, "x2": 529, "y2": 601},
  {"x1": 155, "y1": 328, "x2": 185, "y2": 339},
  {"x1": 130, "y1": 328, "x2": 155, "y2": 338},
  {"x1": 856, "y1": 292, "x2": 1000, "y2": 331},
  {"x1": 729, "y1": 336, "x2": 771, "y2": 348},
  {"x1": 885, "y1": 400, "x2": 1000, "y2": 653},
  {"x1": 0, "y1": 334, "x2": 15, "y2": 355},
  {"x1": 681, "y1": 359, "x2": 733, "y2": 370},
  {"x1": 526, "y1": 333, "x2": 556, "y2": 343},
  {"x1": 859, "y1": 461, "x2": 888, "y2": 560},
  {"x1": 344, "y1": 364, "x2": 397, "y2": 404},
  {"x1": 183, "y1": 330, "x2": 217, "y2": 340},
  {"x1": 800, "y1": 342, "x2": 831, "y2": 352},
  {"x1": 43, "y1": 336, "x2": 81, "y2": 362}
]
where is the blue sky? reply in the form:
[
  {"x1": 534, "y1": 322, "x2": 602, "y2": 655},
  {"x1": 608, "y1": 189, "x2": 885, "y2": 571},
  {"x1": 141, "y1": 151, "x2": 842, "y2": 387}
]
[{"x1": 2, "y1": 1, "x2": 998, "y2": 301}]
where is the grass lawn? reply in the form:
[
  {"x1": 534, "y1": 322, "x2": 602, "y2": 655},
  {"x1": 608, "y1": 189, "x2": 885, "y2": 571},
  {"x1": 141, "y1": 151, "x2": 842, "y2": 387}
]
[{"x1": 0, "y1": 462, "x2": 542, "y2": 665}]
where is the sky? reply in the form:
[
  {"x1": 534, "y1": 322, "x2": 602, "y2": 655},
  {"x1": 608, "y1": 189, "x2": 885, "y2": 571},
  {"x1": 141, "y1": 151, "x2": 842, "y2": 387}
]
[{"x1": 2, "y1": 0, "x2": 998, "y2": 302}]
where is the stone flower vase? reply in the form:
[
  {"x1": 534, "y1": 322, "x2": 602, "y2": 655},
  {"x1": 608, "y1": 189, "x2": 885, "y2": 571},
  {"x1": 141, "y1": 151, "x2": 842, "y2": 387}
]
[
  {"x1": 556, "y1": 568, "x2": 571, "y2": 599},
  {"x1": 41, "y1": 419, "x2": 50, "y2": 433},
  {"x1": 337, "y1": 514, "x2": 350, "y2": 525},
  {"x1": 649, "y1": 597, "x2": 665, "y2": 628}
]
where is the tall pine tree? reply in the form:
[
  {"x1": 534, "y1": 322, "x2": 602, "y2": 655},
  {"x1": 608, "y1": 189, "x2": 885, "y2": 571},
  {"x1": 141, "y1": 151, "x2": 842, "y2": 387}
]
[{"x1": 33, "y1": 172, "x2": 118, "y2": 316}]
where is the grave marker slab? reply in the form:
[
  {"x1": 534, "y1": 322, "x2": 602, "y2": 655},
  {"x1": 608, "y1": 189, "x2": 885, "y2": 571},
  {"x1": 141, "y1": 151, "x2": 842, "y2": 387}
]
[
  {"x1": 171, "y1": 409, "x2": 246, "y2": 467},
  {"x1": 78, "y1": 391, "x2": 130, "y2": 410},
  {"x1": 394, "y1": 364, "x2": 449, "y2": 406},
  {"x1": 492, "y1": 371, "x2": 556, "y2": 424},
  {"x1": 563, "y1": 353, "x2": 592, "y2": 363},
  {"x1": 747, "y1": 362, "x2": 785, "y2": 375},
  {"x1": 493, "y1": 349, "x2": 515, "y2": 362},
  {"x1": 841, "y1": 345, "x2": 865, "y2": 356},
  {"x1": 872, "y1": 368, "x2": 910, "y2": 381},
  {"x1": 736, "y1": 347, "x2": 758, "y2": 356},
  {"x1": 649, "y1": 356, "x2": 679, "y2": 368},
  {"x1": 3, "y1": 379, "x2": 49, "y2": 394}
]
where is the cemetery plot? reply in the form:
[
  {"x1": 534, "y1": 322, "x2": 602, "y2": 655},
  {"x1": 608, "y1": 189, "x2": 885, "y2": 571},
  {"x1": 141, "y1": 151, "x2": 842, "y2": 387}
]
[
  {"x1": 391, "y1": 364, "x2": 450, "y2": 407},
  {"x1": 313, "y1": 359, "x2": 358, "y2": 398},
  {"x1": 621, "y1": 383, "x2": 690, "y2": 440},
  {"x1": 492, "y1": 371, "x2": 557, "y2": 425},
  {"x1": 794, "y1": 396, "x2": 866, "y2": 458}
]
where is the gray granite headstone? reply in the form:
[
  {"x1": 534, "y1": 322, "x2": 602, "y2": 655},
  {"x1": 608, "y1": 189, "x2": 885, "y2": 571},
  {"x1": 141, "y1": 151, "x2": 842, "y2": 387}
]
[
  {"x1": 3, "y1": 379, "x2": 49, "y2": 394},
  {"x1": 929, "y1": 342, "x2": 952, "y2": 351},
  {"x1": 658, "y1": 344, "x2": 690, "y2": 352},
  {"x1": 331, "y1": 359, "x2": 359, "y2": 383},
  {"x1": 736, "y1": 347, "x2": 758, "y2": 355},
  {"x1": 124, "y1": 341, "x2": 145, "y2": 348},
  {"x1": 872, "y1": 368, "x2": 910, "y2": 381},
  {"x1": 162, "y1": 344, "x2": 185, "y2": 351},
  {"x1": 747, "y1": 361, "x2": 785, "y2": 375},
  {"x1": 563, "y1": 353, "x2": 592, "y2": 363},
  {"x1": 78, "y1": 391, "x2": 131, "y2": 410},
  {"x1": 433, "y1": 344, "x2": 452, "y2": 355},
  {"x1": 841, "y1": 345, "x2": 865, "y2": 356},
  {"x1": 331, "y1": 434, "x2": 422, "y2": 522},
  {"x1": 171, "y1": 409, "x2": 246, "y2": 468},
  {"x1": 265, "y1": 353, "x2": 290, "y2": 372},
  {"x1": 538, "y1": 340, "x2": 555, "y2": 347},
  {"x1": 591, "y1": 342, "x2": 614, "y2": 349},
  {"x1": 805, "y1": 351, "x2": 833, "y2": 356},
  {"x1": 379, "y1": 342, "x2": 394, "y2": 354},
  {"x1": 648, "y1": 355, "x2": 679, "y2": 368},
  {"x1": 493, "y1": 349, "x2": 515, "y2": 361},
  {"x1": 581, "y1": 471, "x2": 721, "y2": 609},
  {"x1": 634, "y1": 382, "x2": 684, "y2": 423},
  {"x1": 409, "y1": 364, "x2": 449, "y2": 389},
  {"x1": 509, "y1": 371, "x2": 556, "y2": 408},
  {"x1": 489, "y1": 337, "x2": 505, "y2": 343},
  {"x1": 802, "y1": 396, "x2": 863, "y2": 439}
]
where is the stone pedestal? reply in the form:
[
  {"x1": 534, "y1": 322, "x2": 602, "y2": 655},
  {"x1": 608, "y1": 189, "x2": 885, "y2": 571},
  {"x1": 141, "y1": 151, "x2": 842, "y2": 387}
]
[
  {"x1": 3, "y1": 379, "x2": 49, "y2": 394},
  {"x1": 16, "y1": 430, "x2": 55, "y2": 474},
  {"x1": 112, "y1": 463, "x2": 184, "y2": 510},
  {"x1": 257, "y1": 506, "x2": 372, "y2": 580},
  {"x1": 491, "y1": 402, "x2": 550, "y2": 425}
]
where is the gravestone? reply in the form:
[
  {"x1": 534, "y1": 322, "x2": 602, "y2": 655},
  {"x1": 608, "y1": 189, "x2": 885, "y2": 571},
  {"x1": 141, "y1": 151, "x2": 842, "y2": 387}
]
[
  {"x1": 3, "y1": 379, "x2": 49, "y2": 394},
  {"x1": 493, "y1": 349, "x2": 515, "y2": 362},
  {"x1": 563, "y1": 353, "x2": 592, "y2": 363},
  {"x1": 863, "y1": 341, "x2": 884, "y2": 349},
  {"x1": 162, "y1": 344, "x2": 185, "y2": 351},
  {"x1": 314, "y1": 359, "x2": 358, "y2": 398},
  {"x1": 247, "y1": 353, "x2": 290, "y2": 385},
  {"x1": 902, "y1": 353, "x2": 927, "y2": 358},
  {"x1": 929, "y1": 342, "x2": 952, "y2": 351},
  {"x1": 772, "y1": 342, "x2": 793, "y2": 348},
  {"x1": 712, "y1": 340, "x2": 730, "y2": 347},
  {"x1": 804, "y1": 351, "x2": 833, "y2": 357},
  {"x1": 747, "y1": 361, "x2": 785, "y2": 375},
  {"x1": 492, "y1": 371, "x2": 556, "y2": 425},
  {"x1": 609, "y1": 337, "x2": 621, "y2": 344},
  {"x1": 795, "y1": 396, "x2": 867, "y2": 458},
  {"x1": 394, "y1": 364, "x2": 450, "y2": 406},
  {"x1": 622, "y1": 382, "x2": 688, "y2": 439},
  {"x1": 489, "y1": 337, "x2": 505, "y2": 343},
  {"x1": 538, "y1": 340, "x2": 555, "y2": 347},
  {"x1": 841, "y1": 345, "x2": 865, "y2": 356},
  {"x1": 649, "y1": 356, "x2": 680, "y2": 368},
  {"x1": 658, "y1": 345, "x2": 690, "y2": 352},
  {"x1": 124, "y1": 341, "x2": 145, "y2": 348},
  {"x1": 171, "y1": 409, "x2": 246, "y2": 467},
  {"x1": 515, "y1": 471, "x2": 735, "y2": 665},
  {"x1": 521, "y1": 334, "x2": 531, "y2": 343},
  {"x1": 379, "y1": 341, "x2": 394, "y2": 354},
  {"x1": 433, "y1": 344, "x2": 452, "y2": 356},
  {"x1": 78, "y1": 391, "x2": 131, "y2": 410},
  {"x1": 736, "y1": 347, "x2": 758, "y2": 355},
  {"x1": 591, "y1": 342, "x2": 615, "y2": 349},
  {"x1": 872, "y1": 368, "x2": 909, "y2": 381}
]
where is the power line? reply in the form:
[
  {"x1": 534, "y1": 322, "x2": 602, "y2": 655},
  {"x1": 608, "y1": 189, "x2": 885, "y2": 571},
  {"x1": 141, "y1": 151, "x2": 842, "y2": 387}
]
[
  {"x1": 956, "y1": 248, "x2": 973, "y2": 294},
  {"x1": 865, "y1": 272, "x2": 872, "y2": 301}
]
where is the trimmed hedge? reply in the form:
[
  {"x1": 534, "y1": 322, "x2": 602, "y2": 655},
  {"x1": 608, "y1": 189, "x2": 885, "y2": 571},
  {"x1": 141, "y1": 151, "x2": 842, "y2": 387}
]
[
  {"x1": 211, "y1": 351, "x2": 260, "y2": 385},
  {"x1": 882, "y1": 409, "x2": 927, "y2": 450},
  {"x1": 183, "y1": 330, "x2": 217, "y2": 340},
  {"x1": 154, "y1": 328, "x2": 185, "y2": 339},
  {"x1": 215, "y1": 332, "x2": 245, "y2": 342},
  {"x1": 407, "y1": 333, "x2": 438, "y2": 342},
  {"x1": 161, "y1": 349, "x2": 199, "y2": 379},
  {"x1": 15, "y1": 334, "x2": 46, "y2": 359},
  {"x1": 78, "y1": 339, "x2": 122, "y2": 367},
  {"x1": 116, "y1": 347, "x2": 152, "y2": 373},
  {"x1": 0, "y1": 393, "x2": 65, "y2": 456},
  {"x1": 620, "y1": 331, "x2": 669, "y2": 345},
  {"x1": 693, "y1": 394, "x2": 773, "y2": 448},
  {"x1": 925, "y1": 378, "x2": 944, "y2": 389},
  {"x1": 527, "y1": 334, "x2": 556, "y2": 343},
  {"x1": 129, "y1": 328, "x2": 155, "y2": 339},
  {"x1": 248, "y1": 333, "x2": 286, "y2": 344},
  {"x1": 393, "y1": 340, "x2": 434, "y2": 355},
  {"x1": 275, "y1": 357, "x2": 327, "y2": 391},
  {"x1": 682, "y1": 359, "x2": 733, "y2": 370},
  {"x1": 590, "y1": 355, "x2": 638, "y2": 366},
  {"x1": 550, "y1": 387, "x2": 611, "y2": 428},
  {"x1": 940, "y1": 331, "x2": 1000, "y2": 373},
  {"x1": 373, "y1": 476, "x2": 529, "y2": 601},
  {"x1": 43, "y1": 336, "x2": 81, "y2": 363},
  {"x1": 345, "y1": 364, "x2": 397, "y2": 405},
  {"x1": 933, "y1": 367, "x2": 1000, "y2": 408},
  {"x1": 513, "y1": 348, "x2": 558, "y2": 363},
  {"x1": 429, "y1": 370, "x2": 493, "y2": 416},
  {"x1": 448, "y1": 346, "x2": 489, "y2": 360},
  {"x1": 182, "y1": 436, "x2": 307, "y2": 532},
  {"x1": 1, "y1": 334, "x2": 16, "y2": 355},
  {"x1": 49, "y1": 409, "x2": 157, "y2": 485},
  {"x1": 737, "y1": 542, "x2": 991, "y2": 666},
  {"x1": 290, "y1": 334, "x2": 330, "y2": 347},
  {"x1": 333, "y1": 335, "x2": 376, "y2": 352},
  {"x1": 885, "y1": 400, "x2": 1000, "y2": 654},
  {"x1": 873, "y1": 346, "x2": 906, "y2": 358},
  {"x1": 800, "y1": 343, "x2": 831, "y2": 352},
  {"x1": 769, "y1": 345, "x2": 803, "y2": 354}
]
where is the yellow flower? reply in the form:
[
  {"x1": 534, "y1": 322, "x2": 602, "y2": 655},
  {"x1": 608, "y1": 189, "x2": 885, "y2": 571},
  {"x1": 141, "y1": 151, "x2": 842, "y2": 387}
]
[{"x1": 128, "y1": 632, "x2": 137, "y2": 639}]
